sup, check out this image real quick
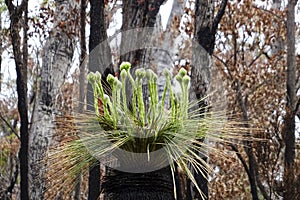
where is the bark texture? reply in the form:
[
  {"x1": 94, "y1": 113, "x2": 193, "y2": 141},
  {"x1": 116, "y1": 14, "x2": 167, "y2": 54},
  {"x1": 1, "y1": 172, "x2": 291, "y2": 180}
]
[
  {"x1": 283, "y1": 0, "x2": 298, "y2": 199},
  {"x1": 29, "y1": 1, "x2": 76, "y2": 199},
  {"x1": 189, "y1": 1, "x2": 228, "y2": 199},
  {"x1": 120, "y1": 0, "x2": 166, "y2": 66},
  {"x1": 103, "y1": 167, "x2": 175, "y2": 200}
]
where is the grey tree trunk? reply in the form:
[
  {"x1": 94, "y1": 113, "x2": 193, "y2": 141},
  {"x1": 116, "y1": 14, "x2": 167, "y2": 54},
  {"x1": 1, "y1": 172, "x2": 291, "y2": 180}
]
[
  {"x1": 188, "y1": 1, "x2": 228, "y2": 199},
  {"x1": 73, "y1": 0, "x2": 87, "y2": 199},
  {"x1": 120, "y1": 0, "x2": 166, "y2": 66},
  {"x1": 29, "y1": 1, "x2": 77, "y2": 199}
]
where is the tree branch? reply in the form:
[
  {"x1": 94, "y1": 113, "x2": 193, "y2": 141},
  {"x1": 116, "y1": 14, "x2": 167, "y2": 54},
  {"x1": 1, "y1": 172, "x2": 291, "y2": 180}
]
[
  {"x1": 4, "y1": 0, "x2": 14, "y2": 13},
  {"x1": 0, "y1": 113, "x2": 20, "y2": 139},
  {"x1": 230, "y1": 144, "x2": 271, "y2": 200},
  {"x1": 5, "y1": 0, "x2": 28, "y2": 15},
  {"x1": 212, "y1": 0, "x2": 228, "y2": 31},
  {"x1": 229, "y1": 144, "x2": 250, "y2": 177},
  {"x1": 252, "y1": 5, "x2": 285, "y2": 24}
]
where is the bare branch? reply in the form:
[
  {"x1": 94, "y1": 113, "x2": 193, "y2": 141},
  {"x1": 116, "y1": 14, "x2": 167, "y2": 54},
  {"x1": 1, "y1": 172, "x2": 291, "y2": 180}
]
[
  {"x1": 0, "y1": 113, "x2": 20, "y2": 139},
  {"x1": 252, "y1": 5, "x2": 285, "y2": 24},
  {"x1": 212, "y1": 0, "x2": 228, "y2": 31}
]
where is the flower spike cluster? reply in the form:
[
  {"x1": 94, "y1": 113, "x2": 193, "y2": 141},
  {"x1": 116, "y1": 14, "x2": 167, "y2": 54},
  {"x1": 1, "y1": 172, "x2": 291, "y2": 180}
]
[{"x1": 87, "y1": 62, "x2": 191, "y2": 128}]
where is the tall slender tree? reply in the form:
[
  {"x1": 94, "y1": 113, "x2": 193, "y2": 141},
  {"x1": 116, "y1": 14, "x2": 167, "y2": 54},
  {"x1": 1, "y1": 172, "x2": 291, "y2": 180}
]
[
  {"x1": 5, "y1": 0, "x2": 29, "y2": 199},
  {"x1": 283, "y1": 0, "x2": 298, "y2": 199},
  {"x1": 74, "y1": 1, "x2": 87, "y2": 199},
  {"x1": 88, "y1": 0, "x2": 112, "y2": 199}
]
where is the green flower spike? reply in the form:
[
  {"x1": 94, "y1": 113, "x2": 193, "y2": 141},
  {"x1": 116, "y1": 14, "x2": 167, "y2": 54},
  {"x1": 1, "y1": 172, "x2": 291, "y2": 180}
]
[
  {"x1": 87, "y1": 72, "x2": 106, "y2": 116},
  {"x1": 146, "y1": 69, "x2": 159, "y2": 123},
  {"x1": 120, "y1": 69, "x2": 128, "y2": 112},
  {"x1": 161, "y1": 69, "x2": 172, "y2": 109},
  {"x1": 115, "y1": 79, "x2": 122, "y2": 110},
  {"x1": 120, "y1": 61, "x2": 137, "y2": 116},
  {"x1": 135, "y1": 68, "x2": 146, "y2": 126},
  {"x1": 107, "y1": 74, "x2": 118, "y2": 125},
  {"x1": 120, "y1": 61, "x2": 131, "y2": 71},
  {"x1": 182, "y1": 75, "x2": 191, "y2": 120},
  {"x1": 179, "y1": 67, "x2": 187, "y2": 77},
  {"x1": 174, "y1": 68, "x2": 190, "y2": 121}
]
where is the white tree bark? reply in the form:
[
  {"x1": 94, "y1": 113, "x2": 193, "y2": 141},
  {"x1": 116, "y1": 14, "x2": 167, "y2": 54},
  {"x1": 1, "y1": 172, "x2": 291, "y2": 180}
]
[{"x1": 29, "y1": 1, "x2": 77, "y2": 199}]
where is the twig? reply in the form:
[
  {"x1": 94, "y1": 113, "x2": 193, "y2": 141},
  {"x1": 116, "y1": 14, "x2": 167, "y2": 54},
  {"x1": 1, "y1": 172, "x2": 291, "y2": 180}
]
[{"x1": 0, "y1": 113, "x2": 20, "y2": 139}]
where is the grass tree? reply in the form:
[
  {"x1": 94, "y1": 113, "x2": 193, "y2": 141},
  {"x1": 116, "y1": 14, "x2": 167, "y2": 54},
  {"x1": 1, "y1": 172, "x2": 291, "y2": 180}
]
[{"x1": 46, "y1": 62, "x2": 252, "y2": 200}]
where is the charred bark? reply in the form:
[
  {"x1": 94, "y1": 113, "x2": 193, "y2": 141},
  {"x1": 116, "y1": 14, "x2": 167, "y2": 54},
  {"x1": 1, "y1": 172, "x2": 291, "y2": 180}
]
[
  {"x1": 29, "y1": 1, "x2": 77, "y2": 199},
  {"x1": 88, "y1": 0, "x2": 112, "y2": 199},
  {"x1": 103, "y1": 167, "x2": 175, "y2": 200},
  {"x1": 283, "y1": 0, "x2": 298, "y2": 199},
  {"x1": 120, "y1": 0, "x2": 166, "y2": 66}
]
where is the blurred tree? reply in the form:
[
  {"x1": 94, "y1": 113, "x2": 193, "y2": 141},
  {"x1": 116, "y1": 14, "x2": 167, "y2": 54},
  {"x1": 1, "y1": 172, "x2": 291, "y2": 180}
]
[
  {"x1": 283, "y1": 0, "x2": 298, "y2": 199},
  {"x1": 1, "y1": 0, "x2": 299, "y2": 199}
]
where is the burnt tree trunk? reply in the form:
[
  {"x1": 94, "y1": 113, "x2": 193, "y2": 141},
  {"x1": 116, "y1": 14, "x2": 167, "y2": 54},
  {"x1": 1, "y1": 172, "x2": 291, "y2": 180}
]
[
  {"x1": 88, "y1": 0, "x2": 112, "y2": 199},
  {"x1": 103, "y1": 167, "x2": 175, "y2": 200},
  {"x1": 283, "y1": 0, "x2": 298, "y2": 199},
  {"x1": 5, "y1": 0, "x2": 29, "y2": 199}
]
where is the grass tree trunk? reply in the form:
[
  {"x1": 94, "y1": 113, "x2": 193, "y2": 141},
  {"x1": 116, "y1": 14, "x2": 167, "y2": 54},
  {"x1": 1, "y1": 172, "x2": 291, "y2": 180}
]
[
  {"x1": 29, "y1": 1, "x2": 77, "y2": 199},
  {"x1": 103, "y1": 167, "x2": 175, "y2": 200}
]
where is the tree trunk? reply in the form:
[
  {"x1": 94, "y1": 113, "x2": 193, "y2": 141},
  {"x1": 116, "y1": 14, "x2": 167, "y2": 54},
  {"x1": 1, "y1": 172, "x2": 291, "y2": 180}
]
[
  {"x1": 283, "y1": 0, "x2": 298, "y2": 199},
  {"x1": 88, "y1": 0, "x2": 112, "y2": 199},
  {"x1": 100, "y1": 1, "x2": 184, "y2": 199},
  {"x1": 74, "y1": 0, "x2": 87, "y2": 199},
  {"x1": 120, "y1": 0, "x2": 166, "y2": 66},
  {"x1": 5, "y1": 1, "x2": 29, "y2": 199},
  {"x1": 189, "y1": 1, "x2": 228, "y2": 199},
  {"x1": 103, "y1": 167, "x2": 175, "y2": 200},
  {"x1": 29, "y1": 1, "x2": 76, "y2": 199}
]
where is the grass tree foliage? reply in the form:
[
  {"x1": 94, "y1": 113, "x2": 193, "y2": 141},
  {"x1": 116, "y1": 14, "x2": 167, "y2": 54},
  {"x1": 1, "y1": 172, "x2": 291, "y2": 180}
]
[{"x1": 46, "y1": 62, "x2": 252, "y2": 199}]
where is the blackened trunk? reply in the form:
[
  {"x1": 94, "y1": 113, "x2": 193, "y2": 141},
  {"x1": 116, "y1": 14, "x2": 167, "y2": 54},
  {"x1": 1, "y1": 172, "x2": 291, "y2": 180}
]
[
  {"x1": 283, "y1": 0, "x2": 297, "y2": 199},
  {"x1": 88, "y1": 0, "x2": 112, "y2": 199},
  {"x1": 120, "y1": 0, "x2": 166, "y2": 67},
  {"x1": 103, "y1": 167, "x2": 175, "y2": 200},
  {"x1": 5, "y1": 0, "x2": 29, "y2": 199}
]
